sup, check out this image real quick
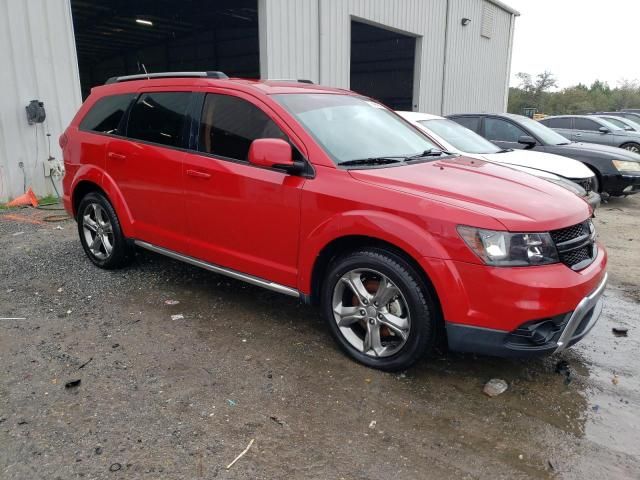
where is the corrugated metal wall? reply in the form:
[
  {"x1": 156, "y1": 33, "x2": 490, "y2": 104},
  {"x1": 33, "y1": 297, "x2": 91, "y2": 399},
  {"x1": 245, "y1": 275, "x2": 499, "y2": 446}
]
[
  {"x1": 259, "y1": 0, "x2": 515, "y2": 115},
  {"x1": 443, "y1": 0, "x2": 514, "y2": 114},
  {"x1": 0, "y1": 0, "x2": 81, "y2": 202}
]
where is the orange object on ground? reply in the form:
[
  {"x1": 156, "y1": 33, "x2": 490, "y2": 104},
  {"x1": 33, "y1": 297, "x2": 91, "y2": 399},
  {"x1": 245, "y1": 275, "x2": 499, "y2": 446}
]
[{"x1": 6, "y1": 188, "x2": 39, "y2": 208}]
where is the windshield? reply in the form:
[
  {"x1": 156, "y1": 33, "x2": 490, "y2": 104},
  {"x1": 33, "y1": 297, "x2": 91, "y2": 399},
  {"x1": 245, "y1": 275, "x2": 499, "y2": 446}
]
[
  {"x1": 420, "y1": 119, "x2": 501, "y2": 154},
  {"x1": 274, "y1": 94, "x2": 437, "y2": 165},
  {"x1": 600, "y1": 117, "x2": 628, "y2": 129},
  {"x1": 517, "y1": 116, "x2": 571, "y2": 145},
  {"x1": 597, "y1": 118, "x2": 623, "y2": 131}
]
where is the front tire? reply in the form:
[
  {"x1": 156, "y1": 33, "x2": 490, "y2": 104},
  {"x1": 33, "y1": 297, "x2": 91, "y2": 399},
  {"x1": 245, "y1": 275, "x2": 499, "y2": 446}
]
[
  {"x1": 621, "y1": 142, "x2": 640, "y2": 154},
  {"x1": 321, "y1": 249, "x2": 437, "y2": 371},
  {"x1": 77, "y1": 192, "x2": 133, "y2": 269}
]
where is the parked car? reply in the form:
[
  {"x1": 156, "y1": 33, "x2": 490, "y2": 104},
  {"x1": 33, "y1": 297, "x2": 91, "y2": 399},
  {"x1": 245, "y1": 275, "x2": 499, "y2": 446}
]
[
  {"x1": 397, "y1": 111, "x2": 600, "y2": 209},
  {"x1": 594, "y1": 115, "x2": 640, "y2": 132},
  {"x1": 447, "y1": 113, "x2": 640, "y2": 196},
  {"x1": 539, "y1": 115, "x2": 640, "y2": 153},
  {"x1": 61, "y1": 72, "x2": 608, "y2": 371},
  {"x1": 590, "y1": 111, "x2": 640, "y2": 125}
]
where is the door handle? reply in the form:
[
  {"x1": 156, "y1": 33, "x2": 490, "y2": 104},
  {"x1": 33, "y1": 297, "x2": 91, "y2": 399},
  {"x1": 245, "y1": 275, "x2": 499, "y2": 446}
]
[
  {"x1": 574, "y1": 133, "x2": 582, "y2": 137},
  {"x1": 108, "y1": 152, "x2": 127, "y2": 160},
  {"x1": 186, "y1": 169, "x2": 211, "y2": 179}
]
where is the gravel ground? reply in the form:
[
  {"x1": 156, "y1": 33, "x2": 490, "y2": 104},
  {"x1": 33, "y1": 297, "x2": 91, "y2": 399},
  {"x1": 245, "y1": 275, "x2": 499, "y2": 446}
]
[{"x1": 0, "y1": 196, "x2": 639, "y2": 479}]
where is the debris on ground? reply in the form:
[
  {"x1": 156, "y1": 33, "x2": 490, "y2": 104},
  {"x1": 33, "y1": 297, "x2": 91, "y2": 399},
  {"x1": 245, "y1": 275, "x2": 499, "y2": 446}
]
[
  {"x1": 94, "y1": 447, "x2": 103, "y2": 455},
  {"x1": 483, "y1": 379, "x2": 508, "y2": 397},
  {"x1": 612, "y1": 375, "x2": 620, "y2": 385},
  {"x1": 368, "y1": 420, "x2": 377, "y2": 429},
  {"x1": 109, "y1": 463, "x2": 122, "y2": 472},
  {"x1": 612, "y1": 327, "x2": 629, "y2": 337},
  {"x1": 226, "y1": 438, "x2": 255, "y2": 470},
  {"x1": 364, "y1": 378, "x2": 372, "y2": 384},
  {"x1": 0, "y1": 317, "x2": 26, "y2": 320},
  {"x1": 592, "y1": 405, "x2": 600, "y2": 413},
  {"x1": 226, "y1": 399, "x2": 237, "y2": 407},
  {"x1": 12, "y1": 231, "x2": 24, "y2": 236},
  {"x1": 555, "y1": 360, "x2": 572, "y2": 385},
  {"x1": 269, "y1": 415, "x2": 284, "y2": 426},
  {"x1": 57, "y1": 287, "x2": 63, "y2": 293},
  {"x1": 64, "y1": 379, "x2": 81, "y2": 389},
  {"x1": 164, "y1": 299, "x2": 180, "y2": 305},
  {"x1": 170, "y1": 314, "x2": 184, "y2": 321},
  {"x1": 78, "y1": 357, "x2": 93, "y2": 369},
  {"x1": 55, "y1": 225, "x2": 63, "y2": 230}
]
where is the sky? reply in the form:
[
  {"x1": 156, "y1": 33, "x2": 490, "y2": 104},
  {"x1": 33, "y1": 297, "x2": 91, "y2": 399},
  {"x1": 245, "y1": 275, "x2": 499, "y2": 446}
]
[{"x1": 506, "y1": 0, "x2": 640, "y2": 89}]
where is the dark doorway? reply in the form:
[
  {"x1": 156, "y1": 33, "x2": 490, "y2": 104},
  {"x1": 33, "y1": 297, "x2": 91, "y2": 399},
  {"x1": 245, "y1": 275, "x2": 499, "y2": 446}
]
[
  {"x1": 71, "y1": 0, "x2": 259, "y2": 98},
  {"x1": 350, "y1": 21, "x2": 416, "y2": 111}
]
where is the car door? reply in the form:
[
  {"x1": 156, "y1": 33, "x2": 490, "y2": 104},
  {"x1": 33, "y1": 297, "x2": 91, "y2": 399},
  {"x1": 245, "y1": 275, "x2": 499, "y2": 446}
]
[
  {"x1": 181, "y1": 91, "x2": 306, "y2": 288},
  {"x1": 106, "y1": 90, "x2": 191, "y2": 251},
  {"x1": 572, "y1": 117, "x2": 612, "y2": 146},
  {"x1": 482, "y1": 117, "x2": 531, "y2": 150},
  {"x1": 543, "y1": 117, "x2": 573, "y2": 139}
]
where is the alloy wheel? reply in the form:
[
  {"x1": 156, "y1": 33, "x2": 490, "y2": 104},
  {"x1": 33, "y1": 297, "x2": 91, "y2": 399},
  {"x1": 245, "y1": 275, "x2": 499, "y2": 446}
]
[
  {"x1": 332, "y1": 268, "x2": 411, "y2": 357},
  {"x1": 82, "y1": 203, "x2": 114, "y2": 260},
  {"x1": 624, "y1": 144, "x2": 640, "y2": 153}
]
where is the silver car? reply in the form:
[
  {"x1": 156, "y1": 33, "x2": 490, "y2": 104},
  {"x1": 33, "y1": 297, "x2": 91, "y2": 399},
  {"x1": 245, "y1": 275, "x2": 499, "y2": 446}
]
[
  {"x1": 594, "y1": 115, "x2": 640, "y2": 133},
  {"x1": 540, "y1": 115, "x2": 640, "y2": 153}
]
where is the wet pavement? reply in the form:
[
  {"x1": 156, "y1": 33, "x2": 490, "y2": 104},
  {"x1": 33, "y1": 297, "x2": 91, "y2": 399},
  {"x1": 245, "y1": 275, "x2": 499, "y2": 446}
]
[{"x1": 0, "y1": 198, "x2": 638, "y2": 479}]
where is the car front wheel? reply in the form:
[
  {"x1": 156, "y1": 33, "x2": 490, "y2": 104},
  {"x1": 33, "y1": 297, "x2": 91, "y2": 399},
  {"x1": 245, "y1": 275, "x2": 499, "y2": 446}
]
[
  {"x1": 621, "y1": 142, "x2": 640, "y2": 153},
  {"x1": 321, "y1": 248, "x2": 437, "y2": 371}
]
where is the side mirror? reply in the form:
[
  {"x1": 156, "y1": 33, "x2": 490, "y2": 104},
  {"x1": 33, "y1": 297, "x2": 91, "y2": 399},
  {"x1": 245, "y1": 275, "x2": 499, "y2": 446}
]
[
  {"x1": 598, "y1": 126, "x2": 610, "y2": 134},
  {"x1": 248, "y1": 138, "x2": 296, "y2": 172},
  {"x1": 518, "y1": 135, "x2": 537, "y2": 148},
  {"x1": 624, "y1": 126, "x2": 634, "y2": 131}
]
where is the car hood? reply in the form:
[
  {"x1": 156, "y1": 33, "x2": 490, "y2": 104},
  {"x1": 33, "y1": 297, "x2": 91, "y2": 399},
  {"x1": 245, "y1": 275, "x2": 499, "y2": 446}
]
[
  {"x1": 475, "y1": 150, "x2": 593, "y2": 179},
  {"x1": 349, "y1": 156, "x2": 591, "y2": 232},
  {"x1": 557, "y1": 142, "x2": 640, "y2": 160}
]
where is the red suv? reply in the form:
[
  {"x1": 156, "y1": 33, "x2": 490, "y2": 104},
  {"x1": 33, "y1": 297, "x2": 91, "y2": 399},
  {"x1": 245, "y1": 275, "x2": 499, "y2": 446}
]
[{"x1": 61, "y1": 72, "x2": 608, "y2": 371}]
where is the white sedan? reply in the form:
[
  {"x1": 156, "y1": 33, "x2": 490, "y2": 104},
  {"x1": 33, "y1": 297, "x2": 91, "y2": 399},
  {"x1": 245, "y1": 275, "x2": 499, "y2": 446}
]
[{"x1": 398, "y1": 111, "x2": 600, "y2": 209}]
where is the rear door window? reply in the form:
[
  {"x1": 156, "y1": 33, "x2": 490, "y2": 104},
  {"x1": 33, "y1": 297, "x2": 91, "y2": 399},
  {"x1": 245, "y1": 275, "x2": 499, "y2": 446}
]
[
  {"x1": 126, "y1": 92, "x2": 191, "y2": 148},
  {"x1": 451, "y1": 116, "x2": 480, "y2": 132},
  {"x1": 484, "y1": 118, "x2": 527, "y2": 142},
  {"x1": 198, "y1": 94, "x2": 287, "y2": 161},
  {"x1": 79, "y1": 94, "x2": 136, "y2": 134},
  {"x1": 547, "y1": 117, "x2": 572, "y2": 129}
]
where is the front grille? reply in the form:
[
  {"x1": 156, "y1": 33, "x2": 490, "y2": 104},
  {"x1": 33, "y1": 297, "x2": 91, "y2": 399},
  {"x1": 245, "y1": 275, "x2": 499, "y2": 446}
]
[{"x1": 551, "y1": 221, "x2": 596, "y2": 270}]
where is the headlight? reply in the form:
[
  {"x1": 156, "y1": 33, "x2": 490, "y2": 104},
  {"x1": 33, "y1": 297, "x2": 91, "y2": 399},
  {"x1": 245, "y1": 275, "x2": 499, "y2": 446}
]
[
  {"x1": 612, "y1": 160, "x2": 640, "y2": 172},
  {"x1": 544, "y1": 177, "x2": 586, "y2": 196},
  {"x1": 457, "y1": 226, "x2": 559, "y2": 266}
]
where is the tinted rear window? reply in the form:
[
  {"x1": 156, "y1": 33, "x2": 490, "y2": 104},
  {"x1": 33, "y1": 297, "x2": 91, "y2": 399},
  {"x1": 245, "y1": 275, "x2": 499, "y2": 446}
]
[
  {"x1": 79, "y1": 94, "x2": 135, "y2": 134},
  {"x1": 451, "y1": 116, "x2": 480, "y2": 132},
  {"x1": 574, "y1": 118, "x2": 601, "y2": 131},
  {"x1": 126, "y1": 92, "x2": 191, "y2": 148}
]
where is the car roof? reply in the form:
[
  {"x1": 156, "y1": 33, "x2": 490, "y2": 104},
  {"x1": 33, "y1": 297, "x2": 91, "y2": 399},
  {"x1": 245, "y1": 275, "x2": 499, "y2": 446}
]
[
  {"x1": 447, "y1": 112, "x2": 528, "y2": 121},
  {"x1": 396, "y1": 111, "x2": 444, "y2": 121},
  {"x1": 91, "y1": 76, "x2": 352, "y2": 97}
]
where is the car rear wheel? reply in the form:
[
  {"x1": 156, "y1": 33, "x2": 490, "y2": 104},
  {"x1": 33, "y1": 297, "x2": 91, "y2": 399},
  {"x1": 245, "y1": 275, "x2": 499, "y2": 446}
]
[
  {"x1": 321, "y1": 248, "x2": 436, "y2": 371},
  {"x1": 621, "y1": 142, "x2": 640, "y2": 153},
  {"x1": 77, "y1": 192, "x2": 133, "y2": 269}
]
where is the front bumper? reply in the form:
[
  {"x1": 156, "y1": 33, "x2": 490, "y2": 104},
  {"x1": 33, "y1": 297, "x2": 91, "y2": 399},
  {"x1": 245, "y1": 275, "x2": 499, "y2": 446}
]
[
  {"x1": 602, "y1": 172, "x2": 640, "y2": 196},
  {"x1": 445, "y1": 273, "x2": 607, "y2": 357}
]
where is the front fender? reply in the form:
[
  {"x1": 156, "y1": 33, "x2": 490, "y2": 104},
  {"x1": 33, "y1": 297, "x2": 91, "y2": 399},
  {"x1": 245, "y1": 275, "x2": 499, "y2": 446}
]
[{"x1": 297, "y1": 209, "x2": 449, "y2": 294}]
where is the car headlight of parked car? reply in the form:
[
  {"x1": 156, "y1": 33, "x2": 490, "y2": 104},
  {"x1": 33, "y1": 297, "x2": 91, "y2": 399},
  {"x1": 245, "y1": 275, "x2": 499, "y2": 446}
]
[
  {"x1": 457, "y1": 226, "x2": 559, "y2": 266},
  {"x1": 612, "y1": 160, "x2": 640, "y2": 172}
]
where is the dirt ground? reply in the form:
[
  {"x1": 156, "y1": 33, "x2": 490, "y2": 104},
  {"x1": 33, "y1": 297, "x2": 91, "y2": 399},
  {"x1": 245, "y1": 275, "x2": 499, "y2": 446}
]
[{"x1": 0, "y1": 196, "x2": 638, "y2": 480}]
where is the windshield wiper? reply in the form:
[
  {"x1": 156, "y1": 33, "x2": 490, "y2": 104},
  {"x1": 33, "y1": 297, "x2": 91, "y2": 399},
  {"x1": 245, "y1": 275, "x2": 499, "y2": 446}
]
[
  {"x1": 406, "y1": 148, "x2": 450, "y2": 161},
  {"x1": 340, "y1": 157, "x2": 405, "y2": 166}
]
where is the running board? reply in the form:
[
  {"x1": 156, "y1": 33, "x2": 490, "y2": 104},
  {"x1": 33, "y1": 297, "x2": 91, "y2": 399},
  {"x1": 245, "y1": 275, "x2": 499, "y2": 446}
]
[{"x1": 134, "y1": 240, "x2": 300, "y2": 298}]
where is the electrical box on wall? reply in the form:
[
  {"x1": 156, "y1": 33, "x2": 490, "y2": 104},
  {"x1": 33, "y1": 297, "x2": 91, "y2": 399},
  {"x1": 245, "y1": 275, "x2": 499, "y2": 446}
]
[{"x1": 25, "y1": 100, "x2": 46, "y2": 125}]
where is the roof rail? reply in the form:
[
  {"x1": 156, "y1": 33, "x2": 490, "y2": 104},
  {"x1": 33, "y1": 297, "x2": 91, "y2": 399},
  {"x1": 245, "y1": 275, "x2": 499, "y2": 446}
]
[
  {"x1": 105, "y1": 71, "x2": 228, "y2": 84},
  {"x1": 268, "y1": 78, "x2": 315, "y2": 84}
]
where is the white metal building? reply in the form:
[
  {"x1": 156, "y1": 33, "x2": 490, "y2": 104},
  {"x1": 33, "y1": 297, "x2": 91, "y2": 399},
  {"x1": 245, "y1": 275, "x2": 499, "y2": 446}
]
[{"x1": 0, "y1": 0, "x2": 518, "y2": 202}]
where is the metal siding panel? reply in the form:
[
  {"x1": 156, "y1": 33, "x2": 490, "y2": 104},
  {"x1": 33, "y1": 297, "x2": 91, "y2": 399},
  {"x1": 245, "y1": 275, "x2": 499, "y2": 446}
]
[{"x1": 443, "y1": 0, "x2": 513, "y2": 115}]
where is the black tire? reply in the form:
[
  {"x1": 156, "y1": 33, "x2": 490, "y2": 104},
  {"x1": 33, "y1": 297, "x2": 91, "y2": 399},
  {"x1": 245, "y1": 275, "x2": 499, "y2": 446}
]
[
  {"x1": 321, "y1": 248, "x2": 437, "y2": 371},
  {"x1": 76, "y1": 192, "x2": 133, "y2": 269},
  {"x1": 621, "y1": 142, "x2": 640, "y2": 154}
]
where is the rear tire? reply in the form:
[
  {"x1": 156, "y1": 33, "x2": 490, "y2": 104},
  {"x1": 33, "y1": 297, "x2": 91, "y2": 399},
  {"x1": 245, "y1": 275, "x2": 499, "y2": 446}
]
[
  {"x1": 77, "y1": 192, "x2": 133, "y2": 269},
  {"x1": 321, "y1": 248, "x2": 437, "y2": 371}
]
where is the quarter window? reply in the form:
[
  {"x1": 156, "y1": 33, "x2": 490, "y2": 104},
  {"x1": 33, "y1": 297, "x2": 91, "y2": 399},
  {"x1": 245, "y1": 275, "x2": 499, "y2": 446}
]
[
  {"x1": 79, "y1": 94, "x2": 135, "y2": 134},
  {"x1": 574, "y1": 118, "x2": 601, "y2": 132},
  {"x1": 199, "y1": 94, "x2": 287, "y2": 161},
  {"x1": 126, "y1": 92, "x2": 191, "y2": 148},
  {"x1": 484, "y1": 118, "x2": 527, "y2": 142}
]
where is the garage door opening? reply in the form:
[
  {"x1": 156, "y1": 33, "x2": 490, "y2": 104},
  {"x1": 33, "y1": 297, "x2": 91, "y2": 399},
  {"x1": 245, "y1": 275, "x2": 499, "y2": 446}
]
[
  {"x1": 350, "y1": 20, "x2": 416, "y2": 111},
  {"x1": 71, "y1": 0, "x2": 259, "y2": 98}
]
